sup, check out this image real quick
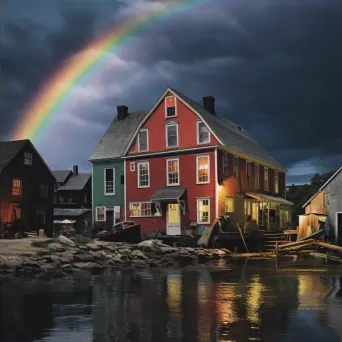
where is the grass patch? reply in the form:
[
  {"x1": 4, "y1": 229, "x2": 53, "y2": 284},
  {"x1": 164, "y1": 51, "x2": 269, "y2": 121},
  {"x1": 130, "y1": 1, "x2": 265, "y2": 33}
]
[
  {"x1": 31, "y1": 239, "x2": 54, "y2": 249},
  {"x1": 71, "y1": 235, "x2": 92, "y2": 245}
]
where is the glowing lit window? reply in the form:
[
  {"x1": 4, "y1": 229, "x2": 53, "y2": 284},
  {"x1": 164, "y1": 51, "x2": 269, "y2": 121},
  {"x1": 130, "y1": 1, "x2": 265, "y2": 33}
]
[
  {"x1": 167, "y1": 158, "x2": 179, "y2": 186},
  {"x1": 12, "y1": 178, "x2": 22, "y2": 196},
  {"x1": 197, "y1": 155, "x2": 210, "y2": 184},
  {"x1": 197, "y1": 198, "x2": 210, "y2": 224}
]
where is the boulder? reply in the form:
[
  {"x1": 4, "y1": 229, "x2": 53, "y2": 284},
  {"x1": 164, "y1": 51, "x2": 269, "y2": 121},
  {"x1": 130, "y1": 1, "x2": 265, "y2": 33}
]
[
  {"x1": 22, "y1": 261, "x2": 41, "y2": 269},
  {"x1": 51, "y1": 255, "x2": 61, "y2": 263},
  {"x1": 86, "y1": 243, "x2": 101, "y2": 251},
  {"x1": 60, "y1": 253, "x2": 74, "y2": 264},
  {"x1": 131, "y1": 259, "x2": 149, "y2": 268},
  {"x1": 48, "y1": 243, "x2": 65, "y2": 253},
  {"x1": 103, "y1": 245, "x2": 118, "y2": 253},
  {"x1": 74, "y1": 254, "x2": 94, "y2": 262},
  {"x1": 61, "y1": 264, "x2": 73, "y2": 274},
  {"x1": 73, "y1": 262, "x2": 104, "y2": 271},
  {"x1": 0, "y1": 256, "x2": 22, "y2": 269},
  {"x1": 78, "y1": 245, "x2": 89, "y2": 251},
  {"x1": 131, "y1": 250, "x2": 148, "y2": 260},
  {"x1": 57, "y1": 235, "x2": 76, "y2": 247},
  {"x1": 90, "y1": 251, "x2": 107, "y2": 261},
  {"x1": 137, "y1": 240, "x2": 162, "y2": 252},
  {"x1": 41, "y1": 264, "x2": 56, "y2": 272}
]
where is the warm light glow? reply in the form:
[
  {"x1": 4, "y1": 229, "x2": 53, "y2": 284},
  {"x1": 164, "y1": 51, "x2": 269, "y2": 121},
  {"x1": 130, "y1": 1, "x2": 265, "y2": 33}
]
[
  {"x1": 167, "y1": 275, "x2": 182, "y2": 314},
  {"x1": 216, "y1": 283, "x2": 238, "y2": 324},
  {"x1": 298, "y1": 274, "x2": 327, "y2": 310},
  {"x1": 246, "y1": 275, "x2": 264, "y2": 324}
]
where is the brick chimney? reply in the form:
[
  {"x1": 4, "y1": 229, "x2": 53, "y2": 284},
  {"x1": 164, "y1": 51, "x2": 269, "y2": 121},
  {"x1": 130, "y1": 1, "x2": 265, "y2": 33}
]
[
  {"x1": 203, "y1": 96, "x2": 215, "y2": 115},
  {"x1": 73, "y1": 165, "x2": 78, "y2": 176},
  {"x1": 117, "y1": 105, "x2": 128, "y2": 121}
]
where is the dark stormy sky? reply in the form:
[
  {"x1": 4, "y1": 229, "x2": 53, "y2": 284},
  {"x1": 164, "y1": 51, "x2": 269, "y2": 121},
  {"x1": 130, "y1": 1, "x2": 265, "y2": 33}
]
[{"x1": 2, "y1": 0, "x2": 342, "y2": 185}]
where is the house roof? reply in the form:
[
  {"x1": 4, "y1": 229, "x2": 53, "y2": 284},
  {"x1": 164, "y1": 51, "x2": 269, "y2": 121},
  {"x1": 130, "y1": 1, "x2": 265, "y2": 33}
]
[
  {"x1": 246, "y1": 192, "x2": 293, "y2": 206},
  {"x1": 0, "y1": 139, "x2": 55, "y2": 179},
  {"x1": 0, "y1": 140, "x2": 29, "y2": 173},
  {"x1": 302, "y1": 166, "x2": 342, "y2": 208},
  {"x1": 89, "y1": 111, "x2": 147, "y2": 161},
  {"x1": 54, "y1": 208, "x2": 91, "y2": 217},
  {"x1": 52, "y1": 170, "x2": 72, "y2": 183},
  {"x1": 150, "y1": 188, "x2": 186, "y2": 201},
  {"x1": 57, "y1": 173, "x2": 91, "y2": 191},
  {"x1": 123, "y1": 88, "x2": 286, "y2": 172}
]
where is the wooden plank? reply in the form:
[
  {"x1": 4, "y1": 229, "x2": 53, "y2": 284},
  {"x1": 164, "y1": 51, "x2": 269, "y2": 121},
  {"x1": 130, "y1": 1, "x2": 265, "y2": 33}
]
[
  {"x1": 237, "y1": 223, "x2": 249, "y2": 252},
  {"x1": 197, "y1": 226, "x2": 214, "y2": 247},
  {"x1": 313, "y1": 241, "x2": 342, "y2": 252},
  {"x1": 278, "y1": 239, "x2": 316, "y2": 250}
]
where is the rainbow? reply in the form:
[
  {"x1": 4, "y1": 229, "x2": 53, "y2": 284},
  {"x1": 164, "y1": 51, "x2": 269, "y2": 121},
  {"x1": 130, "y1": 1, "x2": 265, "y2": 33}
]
[{"x1": 12, "y1": 0, "x2": 212, "y2": 143}]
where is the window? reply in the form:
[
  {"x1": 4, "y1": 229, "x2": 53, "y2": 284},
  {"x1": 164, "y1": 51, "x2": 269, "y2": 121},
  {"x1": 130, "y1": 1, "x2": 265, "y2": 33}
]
[
  {"x1": 246, "y1": 162, "x2": 252, "y2": 184},
  {"x1": 245, "y1": 201, "x2": 252, "y2": 216},
  {"x1": 121, "y1": 175, "x2": 124, "y2": 185},
  {"x1": 12, "y1": 178, "x2": 22, "y2": 196},
  {"x1": 196, "y1": 155, "x2": 210, "y2": 184},
  {"x1": 197, "y1": 198, "x2": 210, "y2": 224},
  {"x1": 60, "y1": 195, "x2": 64, "y2": 203},
  {"x1": 197, "y1": 121, "x2": 210, "y2": 144},
  {"x1": 274, "y1": 171, "x2": 279, "y2": 193},
  {"x1": 222, "y1": 154, "x2": 229, "y2": 177},
  {"x1": 255, "y1": 164, "x2": 260, "y2": 189},
  {"x1": 138, "y1": 162, "x2": 150, "y2": 188},
  {"x1": 39, "y1": 184, "x2": 48, "y2": 197},
  {"x1": 166, "y1": 124, "x2": 178, "y2": 148},
  {"x1": 104, "y1": 168, "x2": 115, "y2": 195},
  {"x1": 233, "y1": 156, "x2": 239, "y2": 178},
  {"x1": 130, "y1": 162, "x2": 135, "y2": 172},
  {"x1": 37, "y1": 206, "x2": 46, "y2": 224},
  {"x1": 10, "y1": 204, "x2": 21, "y2": 221},
  {"x1": 53, "y1": 194, "x2": 57, "y2": 204},
  {"x1": 264, "y1": 167, "x2": 269, "y2": 191},
  {"x1": 138, "y1": 129, "x2": 148, "y2": 152},
  {"x1": 129, "y1": 202, "x2": 152, "y2": 217},
  {"x1": 84, "y1": 193, "x2": 87, "y2": 204},
  {"x1": 24, "y1": 152, "x2": 32, "y2": 165},
  {"x1": 225, "y1": 197, "x2": 235, "y2": 213},
  {"x1": 96, "y1": 207, "x2": 105, "y2": 221},
  {"x1": 165, "y1": 96, "x2": 176, "y2": 118},
  {"x1": 167, "y1": 158, "x2": 180, "y2": 186}
]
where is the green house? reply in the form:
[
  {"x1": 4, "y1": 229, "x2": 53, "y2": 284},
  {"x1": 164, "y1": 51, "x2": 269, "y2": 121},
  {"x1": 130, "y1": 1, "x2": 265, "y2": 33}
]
[{"x1": 89, "y1": 105, "x2": 146, "y2": 229}]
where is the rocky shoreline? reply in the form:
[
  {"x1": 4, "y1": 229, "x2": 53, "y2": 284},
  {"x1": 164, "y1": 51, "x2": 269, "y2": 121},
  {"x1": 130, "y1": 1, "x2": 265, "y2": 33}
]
[{"x1": 0, "y1": 237, "x2": 233, "y2": 280}]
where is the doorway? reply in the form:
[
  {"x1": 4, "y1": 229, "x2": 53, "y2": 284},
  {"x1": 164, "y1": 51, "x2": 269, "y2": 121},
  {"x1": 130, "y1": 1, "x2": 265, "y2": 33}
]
[
  {"x1": 166, "y1": 203, "x2": 181, "y2": 236},
  {"x1": 337, "y1": 213, "x2": 342, "y2": 246},
  {"x1": 105, "y1": 209, "x2": 114, "y2": 231}
]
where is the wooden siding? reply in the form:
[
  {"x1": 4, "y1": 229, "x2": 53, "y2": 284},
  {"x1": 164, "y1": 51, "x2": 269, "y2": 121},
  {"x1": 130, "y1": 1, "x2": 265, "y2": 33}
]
[
  {"x1": 128, "y1": 96, "x2": 219, "y2": 155},
  {"x1": 125, "y1": 150, "x2": 216, "y2": 235},
  {"x1": 305, "y1": 192, "x2": 326, "y2": 214},
  {"x1": 0, "y1": 143, "x2": 54, "y2": 236},
  {"x1": 92, "y1": 160, "x2": 125, "y2": 224}
]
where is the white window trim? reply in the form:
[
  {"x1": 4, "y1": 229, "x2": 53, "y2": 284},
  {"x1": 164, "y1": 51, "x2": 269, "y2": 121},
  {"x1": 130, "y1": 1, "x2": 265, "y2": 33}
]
[
  {"x1": 197, "y1": 197, "x2": 211, "y2": 224},
  {"x1": 96, "y1": 206, "x2": 106, "y2": 222},
  {"x1": 264, "y1": 167, "x2": 269, "y2": 191},
  {"x1": 165, "y1": 123, "x2": 179, "y2": 148},
  {"x1": 196, "y1": 154, "x2": 210, "y2": 184},
  {"x1": 138, "y1": 129, "x2": 149, "y2": 153},
  {"x1": 255, "y1": 164, "x2": 260, "y2": 189},
  {"x1": 164, "y1": 95, "x2": 177, "y2": 118},
  {"x1": 24, "y1": 152, "x2": 33, "y2": 165},
  {"x1": 104, "y1": 168, "x2": 115, "y2": 196},
  {"x1": 137, "y1": 161, "x2": 150, "y2": 188},
  {"x1": 166, "y1": 157, "x2": 180, "y2": 186},
  {"x1": 233, "y1": 156, "x2": 239, "y2": 179},
  {"x1": 196, "y1": 120, "x2": 211, "y2": 145},
  {"x1": 130, "y1": 161, "x2": 135, "y2": 172},
  {"x1": 274, "y1": 170, "x2": 279, "y2": 193},
  {"x1": 129, "y1": 201, "x2": 153, "y2": 217}
]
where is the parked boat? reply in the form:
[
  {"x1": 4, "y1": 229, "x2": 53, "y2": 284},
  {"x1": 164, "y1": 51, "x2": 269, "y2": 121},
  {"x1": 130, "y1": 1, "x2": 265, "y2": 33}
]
[{"x1": 97, "y1": 221, "x2": 142, "y2": 243}]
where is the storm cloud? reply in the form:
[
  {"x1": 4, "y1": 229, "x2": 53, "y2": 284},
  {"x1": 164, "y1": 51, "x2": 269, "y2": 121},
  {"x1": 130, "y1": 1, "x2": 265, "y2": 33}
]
[{"x1": 1, "y1": 0, "x2": 342, "y2": 182}]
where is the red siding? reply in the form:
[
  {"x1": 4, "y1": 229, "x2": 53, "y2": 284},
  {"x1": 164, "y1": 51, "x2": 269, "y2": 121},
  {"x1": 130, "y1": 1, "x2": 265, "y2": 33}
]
[
  {"x1": 128, "y1": 96, "x2": 219, "y2": 155},
  {"x1": 125, "y1": 151, "x2": 216, "y2": 235}
]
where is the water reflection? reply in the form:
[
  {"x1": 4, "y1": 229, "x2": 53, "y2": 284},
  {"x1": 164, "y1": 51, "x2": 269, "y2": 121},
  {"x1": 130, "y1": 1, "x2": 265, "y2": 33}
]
[{"x1": 1, "y1": 262, "x2": 342, "y2": 342}]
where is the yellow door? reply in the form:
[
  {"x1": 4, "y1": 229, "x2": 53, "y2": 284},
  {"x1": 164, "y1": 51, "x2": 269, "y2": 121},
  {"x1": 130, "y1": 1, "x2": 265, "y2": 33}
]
[{"x1": 167, "y1": 203, "x2": 181, "y2": 235}]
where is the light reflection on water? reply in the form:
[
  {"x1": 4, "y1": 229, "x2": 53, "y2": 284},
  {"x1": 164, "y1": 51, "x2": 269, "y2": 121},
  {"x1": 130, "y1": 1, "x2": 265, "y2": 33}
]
[{"x1": 1, "y1": 259, "x2": 342, "y2": 342}]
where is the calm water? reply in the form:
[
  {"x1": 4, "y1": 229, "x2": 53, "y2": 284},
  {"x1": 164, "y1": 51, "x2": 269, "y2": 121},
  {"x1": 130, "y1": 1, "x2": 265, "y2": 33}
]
[{"x1": 1, "y1": 259, "x2": 342, "y2": 342}]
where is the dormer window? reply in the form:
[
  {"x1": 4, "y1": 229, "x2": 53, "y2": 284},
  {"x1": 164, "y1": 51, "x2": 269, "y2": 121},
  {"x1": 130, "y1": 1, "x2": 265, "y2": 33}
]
[
  {"x1": 138, "y1": 129, "x2": 148, "y2": 152},
  {"x1": 165, "y1": 96, "x2": 176, "y2": 118},
  {"x1": 197, "y1": 121, "x2": 210, "y2": 144}
]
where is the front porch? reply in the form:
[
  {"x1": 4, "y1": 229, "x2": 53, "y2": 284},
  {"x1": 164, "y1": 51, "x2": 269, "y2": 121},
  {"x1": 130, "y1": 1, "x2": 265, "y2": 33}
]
[{"x1": 244, "y1": 192, "x2": 293, "y2": 232}]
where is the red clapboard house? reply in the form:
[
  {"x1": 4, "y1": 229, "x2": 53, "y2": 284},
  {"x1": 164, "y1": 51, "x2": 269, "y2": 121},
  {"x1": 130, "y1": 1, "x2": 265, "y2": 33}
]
[{"x1": 123, "y1": 88, "x2": 292, "y2": 236}]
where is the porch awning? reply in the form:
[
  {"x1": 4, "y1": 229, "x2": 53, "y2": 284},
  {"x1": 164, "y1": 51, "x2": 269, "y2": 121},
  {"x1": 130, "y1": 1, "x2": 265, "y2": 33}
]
[
  {"x1": 246, "y1": 192, "x2": 293, "y2": 206},
  {"x1": 150, "y1": 188, "x2": 186, "y2": 202}
]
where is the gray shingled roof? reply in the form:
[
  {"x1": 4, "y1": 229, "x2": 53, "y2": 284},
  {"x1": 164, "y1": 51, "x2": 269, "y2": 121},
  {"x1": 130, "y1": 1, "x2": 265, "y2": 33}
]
[
  {"x1": 89, "y1": 111, "x2": 147, "y2": 161},
  {"x1": 57, "y1": 173, "x2": 91, "y2": 191},
  {"x1": 171, "y1": 88, "x2": 286, "y2": 171},
  {"x1": 0, "y1": 140, "x2": 28, "y2": 173},
  {"x1": 54, "y1": 208, "x2": 91, "y2": 217},
  {"x1": 150, "y1": 188, "x2": 186, "y2": 201},
  {"x1": 52, "y1": 170, "x2": 72, "y2": 183}
]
